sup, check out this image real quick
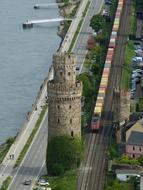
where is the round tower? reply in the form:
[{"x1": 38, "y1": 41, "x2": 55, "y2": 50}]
[{"x1": 47, "y1": 52, "x2": 82, "y2": 140}]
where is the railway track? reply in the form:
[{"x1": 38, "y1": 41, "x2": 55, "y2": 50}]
[{"x1": 77, "y1": 0, "x2": 131, "y2": 189}]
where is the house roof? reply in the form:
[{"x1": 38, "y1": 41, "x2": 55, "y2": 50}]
[
  {"x1": 126, "y1": 118, "x2": 143, "y2": 142},
  {"x1": 127, "y1": 131, "x2": 143, "y2": 145},
  {"x1": 115, "y1": 169, "x2": 139, "y2": 174}
]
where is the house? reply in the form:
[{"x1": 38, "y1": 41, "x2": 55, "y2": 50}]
[
  {"x1": 126, "y1": 118, "x2": 143, "y2": 141},
  {"x1": 115, "y1": 169, "x2": 140, "y2": 181},
  {"x1": 126, "y1": 131, "x2": 143, "y2": 158},
  {"x1": 126, "y1": 119, "x2": 143, "y2": 158}
]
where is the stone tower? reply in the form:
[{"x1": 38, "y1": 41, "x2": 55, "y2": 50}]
[{"x1": 47, "y1": 52, "x2": 82, "y2": 141}]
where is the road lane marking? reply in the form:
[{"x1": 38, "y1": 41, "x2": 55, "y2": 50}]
[{"x1": 7, "y1": 111, "x2": 48, "y2": 190}]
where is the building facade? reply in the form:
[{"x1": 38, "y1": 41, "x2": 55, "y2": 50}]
[
  {"x1": 126, "y1": 119, "x2": 143, "y2": 158},
  {"x1": 126, "y1": 131, "x2": 143, "y2": 158},
  {"x1": 47, "y1": 52, "x2": 82, "y2": 140}
]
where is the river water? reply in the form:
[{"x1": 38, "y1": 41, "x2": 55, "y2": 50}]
[{"x1": 0, "y1": 0, "x2": 61, "y2": 143}]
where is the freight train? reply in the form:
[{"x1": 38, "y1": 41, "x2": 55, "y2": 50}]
[{"x1": 91, "y1": 0, "x2": 124, "y2": 132}]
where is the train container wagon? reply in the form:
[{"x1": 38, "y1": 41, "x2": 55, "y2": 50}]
[
  {"x1": 90, "y1": 0, "x2": 124, "y2": 132},
  {"x1": 113, "y1": 24, "x2": 119, "y2": 32}
]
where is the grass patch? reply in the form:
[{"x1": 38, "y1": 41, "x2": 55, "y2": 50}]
[
  {"x1": 121, "y1": 40, "x2": 135, "y2": 90},
  {"x1": 129, "y1": 0, "x2": 136, "y2": 36},
  {"x1": 105, "y1": 178, "x2": 134, "y2": 190},
  {"x1": 0, "y1": 137, "x2": 15, "y2": 164},
  {"x1": 82, "y1": 1, "x2": 90, "y2": 17},
  {"x1": 14, "y1": 106, "x2": 47, "y2": 168},
  {"x1": 41, "y1": 170, "x2": 77, "y2": 190},
  {"x1": 63, "y1": 21, "x2": 72, "y2": 36},
  {"x1": 108, "y1": 138, "x2": 119, "y2": 160},
  {"x1": 68, "y1": 19, "x2": 83, "y2": 52},
  {"x1": 0, "y1": 176, "x2": 12, "y2": 190}
]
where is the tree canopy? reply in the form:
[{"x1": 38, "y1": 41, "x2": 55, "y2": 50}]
[
  {"x1": 90, "y1": 14, "x2": 105, "y2": 32},
  {"x1": 46, "y1": 135, "x2": 83, "y2": 176},
  {"x1": 77, "y1": 73, "x2": 94, "y2": 97}
]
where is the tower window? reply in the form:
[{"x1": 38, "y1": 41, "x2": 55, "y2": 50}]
[
  {"x1": 68, "y1": 72, "x2": 70, "y2": 76},
  {"x1": 71, "y1": 131, "x2": 74, "y2": 137},
  {"x1": 58, "y1": 118, "x2": 60, "y2": 123},
  {"x1": 139, "y1": 147, "x2": 141, "y2": 151},
  {"x1": 70, "y1": 119, "x2": 72, "y2": 124},
  {"x1": 57, "y1": 105, "x2": 60, "y2": 109},
  {"x1": 69, "y1": 105, "x2": 71, "y2": 109},
  {"x1": 133, "y1": 146, "x2": 135, "y2": 151},
  {"x1": 60, "y1": 72, "x2": 63, "y2": 76}
]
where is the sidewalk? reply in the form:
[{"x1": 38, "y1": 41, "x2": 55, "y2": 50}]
[{"x1": 60, "y1": 0, "x2": 89, "y2": 53}]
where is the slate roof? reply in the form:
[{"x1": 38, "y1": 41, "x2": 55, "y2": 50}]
[
  {"x1": 127, "y1": 131, "x2": 143, "y2": 145},
  {"x1": 115, "y1": 169, "x2": 139, "y2": 174}
]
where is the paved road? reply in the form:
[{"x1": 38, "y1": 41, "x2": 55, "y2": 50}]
[
  {"x1": 73, "y1": 0, "x2": 104, "y2": 73},
  {"x1": 8, "y1": 112, "x2": 48, "y2": 190}
]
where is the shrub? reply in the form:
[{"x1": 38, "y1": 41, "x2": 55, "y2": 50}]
[
  {"x1": 46, "y1": 135, "x2": 82, "y2": 176},
  {"x1": 77, "y1": 73, "x2": 94, "y2": 97},
  {"x1": 51, "y1": 163, "x2": 64, "y2": 176}
]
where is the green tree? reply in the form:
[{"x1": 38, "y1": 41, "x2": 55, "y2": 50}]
[
  {"x1": 90, "y1": 14, "x2": 105, "y2": 32},
  {"x1": 138, "y1": 156, "x2": 143, "y2": 165},
  {"x1": 137, "y1": 97, "x2": 143, "y2": 111},
  {"x1": 46, "y1": 135, "x2": 83, "y2": 176},
  {"x1": 77, "y1": 73, "x2": 94, "y2": 97}
]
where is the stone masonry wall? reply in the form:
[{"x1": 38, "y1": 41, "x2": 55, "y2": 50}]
[{"x1": 47, "y1": 52, "x2": 82, "y2": 141}]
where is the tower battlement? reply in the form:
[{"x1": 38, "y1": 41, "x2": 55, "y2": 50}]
[{"x1": 47, "y1": 80, "x2": 82, "y2": 97}]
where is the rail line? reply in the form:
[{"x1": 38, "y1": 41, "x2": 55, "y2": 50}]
[{"x1": 77, "y1": 0, "x2": 131, "y2": 189}]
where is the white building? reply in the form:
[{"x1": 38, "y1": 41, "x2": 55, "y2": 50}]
[{"x1": 115, "y1": 169, "x2": 140, "y2": 182}]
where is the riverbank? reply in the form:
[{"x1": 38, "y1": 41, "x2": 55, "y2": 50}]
[{"x1": 57, "y1": 0, "x2": 81, "y2": 38}]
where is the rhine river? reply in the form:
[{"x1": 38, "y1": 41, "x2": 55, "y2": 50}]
[{"x1": 0, "y1": 0, "x2": 61, "y2": 143}]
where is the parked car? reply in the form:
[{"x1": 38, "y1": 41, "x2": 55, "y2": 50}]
[
  {"x1": 135, "y1": 69, "x2": 143, "y2": 74},
  {"x1": 134, "y1": 44, "x2": 142, "y2": 50},
  {"x1": 37, "y1": 179, "x2": 49, "y2": 186},
  {"x1": 134, "y1": 42, "x2": 141, "y2": 46},
  {"x1": 132, "y1": 73, "x2": 142, "y2": 78},
  {"x1": 135, "y1": 49, "x2": 143, "y2": 54},
  {"x1": 132, "y1": 78, "x2": 140, "y2": 83},
  {"x1": 132, "y1": 57, "x2": 143, "y2": 62}
]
